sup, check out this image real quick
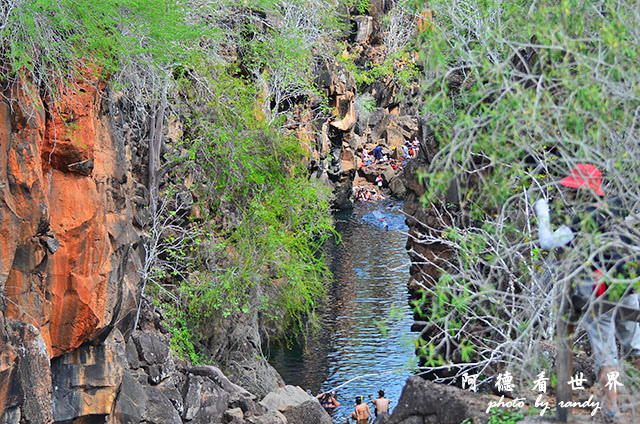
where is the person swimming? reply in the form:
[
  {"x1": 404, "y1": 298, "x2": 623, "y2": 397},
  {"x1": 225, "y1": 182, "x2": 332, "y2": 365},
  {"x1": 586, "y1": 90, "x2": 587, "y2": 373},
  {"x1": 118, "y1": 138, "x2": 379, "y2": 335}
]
[
  {"x1": 318, "y1": 390, "x2": 341, "y2": 408},
  {"x1": 350, "y1": 395, "x2": 373, "y2": 423}
]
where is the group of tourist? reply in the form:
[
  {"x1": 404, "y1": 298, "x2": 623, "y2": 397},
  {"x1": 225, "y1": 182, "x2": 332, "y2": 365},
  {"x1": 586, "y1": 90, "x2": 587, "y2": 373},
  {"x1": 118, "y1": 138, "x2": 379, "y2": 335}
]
[
  {"x1": 360, "y1": 137, "x2": 420, "y2": 170},
  {"x1": 355, "y1": 138, "x2": 420, "y2": 203},
  {"x1": 353, "y1": 185, "x2": 385, "y2": 202},
  {"x1": 404, "y1": 137, "x2": 421, "y2": 158},
  {"x1": 316, "y1": 389, "x2": 390, "y2": 423}
]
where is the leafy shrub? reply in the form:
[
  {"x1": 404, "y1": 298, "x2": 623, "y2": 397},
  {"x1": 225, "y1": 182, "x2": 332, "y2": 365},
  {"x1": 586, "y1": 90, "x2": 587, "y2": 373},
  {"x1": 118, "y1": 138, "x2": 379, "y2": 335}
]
[
  {"x1": 0, "y1": 0, "x2": 204, "y2": 101},
  {"x1": 407, "y1": 0, "x2": 640, "y2": 390},
  {"x1": 160, "y1": 64, "x2": 336, "y2": 352},
  {"x1": 338, "y1": 49, "x2": 420, "y2": 89}
]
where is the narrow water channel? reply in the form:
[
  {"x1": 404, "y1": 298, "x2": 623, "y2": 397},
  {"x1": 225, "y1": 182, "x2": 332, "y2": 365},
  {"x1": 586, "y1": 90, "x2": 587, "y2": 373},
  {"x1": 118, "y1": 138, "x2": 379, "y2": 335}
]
[{"x1": 269, "y1": 202, "x2": 415, "y2": 423}]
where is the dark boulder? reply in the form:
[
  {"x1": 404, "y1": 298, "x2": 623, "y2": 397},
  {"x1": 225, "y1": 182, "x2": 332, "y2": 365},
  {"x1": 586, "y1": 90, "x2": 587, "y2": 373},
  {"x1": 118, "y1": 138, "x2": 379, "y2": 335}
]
[
  {"x1": 112, "y1": 370, "x2": 148, "y2": 423},
  {"x1": 142, "y1": 386, "x2": 182, "y2": 424},
  {"x1": 182, "y1": 373, "x2": 229, "y2": 423},
  {"x1": 52, "y1": 328, "x2": 127, "y2": 422},
  {"x1": 0, "y1": 321, "x2": 53, "y2": 424},
  {"x1": 388, "y1": 376, "x2": 490, "y2": 424},
  {"x1": 282, "y1": 399, "x2": 332, "y2": 424},
  {"x1": 260, "y1": 385, "x2": 331, "y2": 424},
  {"x1": 389, "y1": 174, "x2": 406, "y2": 199},
  {"x1": 132, "y1": 332, "x2": 176, "y2": 385}
]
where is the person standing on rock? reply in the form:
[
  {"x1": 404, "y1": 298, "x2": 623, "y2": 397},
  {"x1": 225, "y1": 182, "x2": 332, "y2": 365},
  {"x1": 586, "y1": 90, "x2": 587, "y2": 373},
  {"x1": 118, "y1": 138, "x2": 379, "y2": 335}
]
[
  {"x1": 350, "y1": 395, "x2": 373, "y2": 423},
  {"x1": 373, "y1": 146, "x2": 383, "y2": 162},
  {"x1": 534, "y1": 163, "x2": 640, "y2": 422},
  {"x1": 371, "y1": 390, "x2": 390, "y2": 416}
]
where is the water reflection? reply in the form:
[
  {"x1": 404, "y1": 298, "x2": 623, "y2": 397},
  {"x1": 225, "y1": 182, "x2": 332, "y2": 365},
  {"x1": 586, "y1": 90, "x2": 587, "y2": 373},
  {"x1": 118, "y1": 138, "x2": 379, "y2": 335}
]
[{"x1": 269, "y1": 202, "x2": 415, "y2": 423}]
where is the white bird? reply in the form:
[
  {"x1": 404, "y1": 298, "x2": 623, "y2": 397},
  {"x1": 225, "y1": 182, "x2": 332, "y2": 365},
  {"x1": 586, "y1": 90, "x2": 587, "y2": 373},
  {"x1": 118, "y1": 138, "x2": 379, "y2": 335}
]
[{"x1": 534, "y1": 198, "x2": 574, "y2": 249}]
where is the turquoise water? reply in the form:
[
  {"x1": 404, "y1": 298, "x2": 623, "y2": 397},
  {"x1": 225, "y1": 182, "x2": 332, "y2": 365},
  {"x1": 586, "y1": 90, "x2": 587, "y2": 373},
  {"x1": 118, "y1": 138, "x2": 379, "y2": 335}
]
[{"x1": 269, "y1": 202, "x2": 415, "y2": 423}]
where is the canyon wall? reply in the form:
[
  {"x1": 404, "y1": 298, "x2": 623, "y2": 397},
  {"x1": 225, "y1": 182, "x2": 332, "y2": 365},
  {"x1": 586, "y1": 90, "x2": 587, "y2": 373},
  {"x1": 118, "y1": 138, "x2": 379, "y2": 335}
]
[
  {"x1": 0, "y1": 75, "x2": 328, "y2": 424},
  {"x1": 0, "y1": 75, "x2": 141, "y2": 421}
]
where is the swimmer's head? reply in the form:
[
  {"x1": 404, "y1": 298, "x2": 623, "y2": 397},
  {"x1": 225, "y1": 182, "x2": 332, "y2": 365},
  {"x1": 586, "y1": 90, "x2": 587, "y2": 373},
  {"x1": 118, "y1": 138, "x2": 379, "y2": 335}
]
[
  {"x1": 355, "y1": 395, "x2": 363, "y2": 405},
  {"x1": 378, "y1": 390, "x2": 385, "y2": 397}
]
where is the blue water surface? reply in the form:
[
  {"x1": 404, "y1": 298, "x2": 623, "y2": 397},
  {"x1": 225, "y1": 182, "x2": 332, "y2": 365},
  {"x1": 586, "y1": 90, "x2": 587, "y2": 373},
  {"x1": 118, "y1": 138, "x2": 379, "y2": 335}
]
[{"x1": 269, "y1": 202, "x2": 416, "y2": 423}]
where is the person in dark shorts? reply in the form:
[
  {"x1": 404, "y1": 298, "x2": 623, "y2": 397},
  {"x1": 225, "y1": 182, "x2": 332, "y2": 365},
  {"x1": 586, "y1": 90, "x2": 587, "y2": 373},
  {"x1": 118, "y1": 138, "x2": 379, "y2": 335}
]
[{"x1": 534, "y1": 164, "x2": 640, "y2": 422}]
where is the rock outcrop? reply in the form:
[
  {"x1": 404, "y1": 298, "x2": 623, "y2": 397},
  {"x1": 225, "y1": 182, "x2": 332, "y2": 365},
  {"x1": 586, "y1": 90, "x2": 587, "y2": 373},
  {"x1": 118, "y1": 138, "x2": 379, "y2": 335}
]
[
  {"x1": 402, "y1": 122, "x2": 448, "y2": 293},
  {"x1": 0, "y1": 74, "x2": 286, "y2": 423},
  {"x1": 260, "y1": 385, "x2": 331, "y2": 424},
  {"x1": 0, "y1": 318, "x2": 53, "y2": 423},
  {"x1": 1, "y1": 288, "x2": 296, "y2": 424},
  {"x1": 1, "y1": 76, "x2": 140, "y2": 359},
  {"x1": 0, "y1": 75, "x2": 141, "y2": 422},
  {"x1": 303, "y1": 60, "x2": 422, "y2": 208},
  {"x1": 384, "y1": 376, "x2": 491, "y2": 424}
]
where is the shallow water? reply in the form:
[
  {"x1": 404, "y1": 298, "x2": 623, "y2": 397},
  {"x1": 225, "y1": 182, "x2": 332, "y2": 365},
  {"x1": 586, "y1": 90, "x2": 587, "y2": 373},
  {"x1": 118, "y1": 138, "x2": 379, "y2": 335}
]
[{"x1": 269, "y1": 202, "x2": 415, "y2": 423}]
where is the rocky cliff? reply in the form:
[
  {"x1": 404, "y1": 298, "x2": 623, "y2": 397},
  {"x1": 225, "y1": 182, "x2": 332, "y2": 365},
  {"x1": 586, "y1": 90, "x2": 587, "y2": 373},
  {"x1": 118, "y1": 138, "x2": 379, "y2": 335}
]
[
  {"x1": 1, "y1": 76, "x2": 140, "y2": 358},
  {"x1": 292, "y1": 3, "x2": 423, "y2": 209},
  {"x1": 401, "y1": 124, "x2": 448, "y2": 295},
  {"x1": 0, "y1": 74, "x2": 139, "y2": 421},
  {"x1": 0, "y1": 74, "x2": 333, "y2": 424}
]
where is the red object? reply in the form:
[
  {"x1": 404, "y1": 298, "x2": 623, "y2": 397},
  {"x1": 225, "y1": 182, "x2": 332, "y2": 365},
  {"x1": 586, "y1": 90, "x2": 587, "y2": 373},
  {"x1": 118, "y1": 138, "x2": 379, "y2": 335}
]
[
  {"x1": 593, "y1": 269, "x2": 607, "y2": 297},
  {"x1": 560, "y1": 164, "x2": 604, "y2": 196}
]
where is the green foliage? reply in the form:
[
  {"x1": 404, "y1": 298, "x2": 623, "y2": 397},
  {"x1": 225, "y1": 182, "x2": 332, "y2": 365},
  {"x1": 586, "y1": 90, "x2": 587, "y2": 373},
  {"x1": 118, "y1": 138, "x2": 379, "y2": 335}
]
[
  {"x1": 165, "y1": 63, "x2": 335, "y2": 347},
  {"x1": 360, "y1": 96, "x2": 377, "y2": 112},
  {"x1": 247, "y1": 29, "x2": 312, "y2": 80},
  {"x1": 341, "y1": 0, "x2": 372, "y2": 15},
  {"x1": 459, "y1": 339, "x2": 475, "y2": 362},
  {"x1": 180, "y1": 170, "x2": 334, "y2": 335},
  {"x1": 415, "y1": 338, "x2": 445, "y2": 367},
  {"x1": 242, "y1": 27, "x2": 319, "y2": 118},
  {"x1": 356, "y1": 0, "x2": 372, "y2": 15},
  {"x1": 1, "y1": 0, "x2": 206, "y2": 98},
  {"x1": 338, "y1": 49, "x2": 420, "y2": 89},
  {"x1": 415, "y1": 0, "x2": 639, "y2": 210},
  {"x1": 235, "y1": 0, "x2": 341, "y2": 120},
  {"x1": 174, "y1": 66, "x2": 304, "y2": 206},
  {"x1": 164, "y1": 302, "x2": 206, "y2": 365},
  {"x1": 460, "y1": 408, "x2": 524, "y2": 424},
  {"x1": 408, "y1": 0, "x2": 640, "y2": 388},
  {"x1": 460, "y1": 408, "x2": 525, "y2": 424},
  {"x1": 487, "y1": 408, "x2": 524, "y2": 424}
]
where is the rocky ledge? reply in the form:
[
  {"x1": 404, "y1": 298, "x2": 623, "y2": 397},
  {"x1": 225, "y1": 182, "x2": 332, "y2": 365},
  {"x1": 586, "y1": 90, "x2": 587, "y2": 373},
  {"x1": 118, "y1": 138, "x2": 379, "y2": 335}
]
[{"x1": 2, "y1": 295, "x2": 332, "y2": 424}]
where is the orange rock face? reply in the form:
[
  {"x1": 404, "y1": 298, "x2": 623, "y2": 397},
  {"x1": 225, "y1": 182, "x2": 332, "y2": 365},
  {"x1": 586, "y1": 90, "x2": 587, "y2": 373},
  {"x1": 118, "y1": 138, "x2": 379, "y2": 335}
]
[{"x1": 0, "y1": 76, "x2": 139, "y2": 358}]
